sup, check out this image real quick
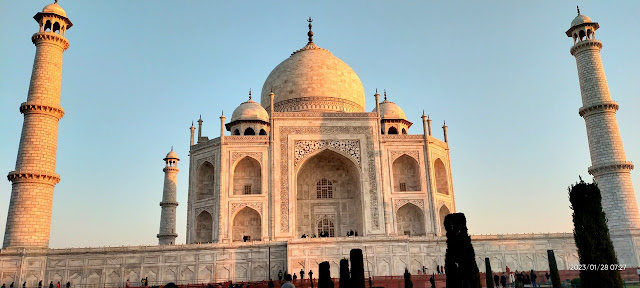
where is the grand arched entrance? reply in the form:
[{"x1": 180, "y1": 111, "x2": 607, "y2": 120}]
[{"x1": 296, "y1": 149, "x2": 363, "y2": 237}]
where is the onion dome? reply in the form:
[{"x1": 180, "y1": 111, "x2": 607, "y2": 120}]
[
  {"x1": 571, "y1": 14, "x2": 592, "y2": 27},
  {"x1": 42, "y1": 1, "x2": 67, "y2": 17},
  {"x1": 377, "y1": 99, "x2": 407, "y2": 120},
  {"x1": 165, "y1": 148, "x2": 179, "y2": 161},
  {"x1": 260, "y1": 18, "x2": 365, "y2": 113},
  {"x1": 231, "y1": 95, "x2": 270, "y2": 123}
]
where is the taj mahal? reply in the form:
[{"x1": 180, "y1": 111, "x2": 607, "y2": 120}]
[{"x1": 2, "y1": 1, "x2": 640, "y2": 285}]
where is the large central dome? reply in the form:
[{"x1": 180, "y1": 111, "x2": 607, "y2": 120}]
[{"x1": 260, "y1": 42, "x2": 366, "y2": 113}]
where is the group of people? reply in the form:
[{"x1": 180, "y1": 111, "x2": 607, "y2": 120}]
[
  {"x1": 2, "y1": 281, "x2": 71, "y2": 288},
  {"x1": 491, "y1": 273, "x2": 509, "y2": 287},
  {"x1": 345, "y1": 230, "x2": 358, "y2": 237},
  {"x1": 276, "y1": 269, "x2": 314, "y2": 288},
  {"x1": 435, "y1": 264, "x2": 446, "y2": 274},
  {"x1": 300, "y1": 231, "x2": 332, "y2": 238}
]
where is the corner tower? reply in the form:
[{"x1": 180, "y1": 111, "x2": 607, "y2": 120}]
[
  {"x1": 567, "y1": 9, "x2": 640, "y2": 234},
  {"x1": 158, "y1": 149, "x2": 180, "y2": 245},
  {"x1": 3, "y1": 1, "x2": 72, "y2": 248}
]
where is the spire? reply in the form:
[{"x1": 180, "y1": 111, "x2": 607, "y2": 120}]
[
  {"x1": 577, "y1": 5, "x2": 580, "y2": 15},
  {"x1": 384, "y1": 89, "x2": 387, "y2": 101},
  {"x1": 249, "y1": 89, "x2": 252, "y2": 100},
  {"x1": 171, "y1": 146, "x2": 173, "y2": 151},
  {"x1": 55, "y1": 0, "x2": 58, "y2": 3},
  {"x1": 307, "y1": 17, "x2": 314, "y2": 43}
]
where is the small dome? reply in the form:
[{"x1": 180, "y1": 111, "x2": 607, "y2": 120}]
[
  {"x1": 42, "y1": 2, "x2": 67, "y2": 18},
  {"x1": 375, "y1": 99, "x2": 407, "y2": 120},
  {"x1": 571, "y1": 14, "x2": 592, "y2": 27},
  {"x1": 231, "y1": 99, "x2": 269, "y2": 122},
  {"x1": 165, "y1": 150, "x2": 179, "y2": 160}
]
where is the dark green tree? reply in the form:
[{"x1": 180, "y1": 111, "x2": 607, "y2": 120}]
[
  {"x1": 318, "y1": 261, "x2": 334, "y2": 288},
  {"x1": 350, "y1": 249, "x2": 365, "y2": 288},
  {"x1": 444, "y1": 213, "x2": 481, "y2": 288},
  {"x1": 404, "y1": 268, "x2": 413, "y2": 288},
  {"x1": 547, "y1": 250, "x2": 562, "y2": 288},
  {"x1": 485, "y1": 258, "x2": 494, "y2": 288},
  {"x1": 569, "y1": 179, "x2": 623, "y2": 288},
  {"x1": 339, "y1": 258, "x2": 350, "y2": 288}
]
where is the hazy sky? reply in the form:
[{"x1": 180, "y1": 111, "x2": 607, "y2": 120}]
[{"x1": 1, "y1": 1, "x2": 640, "y2": 249}]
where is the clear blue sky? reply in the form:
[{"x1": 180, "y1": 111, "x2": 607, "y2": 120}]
[{"x1": 1, "y1": 1, "x2": 639, "y2": 248}]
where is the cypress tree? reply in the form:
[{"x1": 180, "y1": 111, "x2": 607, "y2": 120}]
[
  {"x1": 485, "y1": 258, "x2": 494, "y2": 288},
  {"x1": 444, "y1": 213, "x2": 481, "y2": 288},
  {"x1": 318, "y1": 261, "x2": 334, "y2": 288},
  {"x1": 547, "y1": 250, "x2": 562, "y2": 288},
  {"x1": 569, "y1": 178, "x2": 623, "y2": 288},
  {"x1": 350, "y1": 249, "x2": 365, "y2": 288},
  {"x1": 339, "y1": 258, "x2": 350, "y2": 288},
  {"x1": 404, "y1": 268, "x2": 413, "y2": 288}
]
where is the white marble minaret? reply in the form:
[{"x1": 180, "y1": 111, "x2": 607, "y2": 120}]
[
  {"x1": 4, "y1": 1, "x2": 72, "y2": 249},
  {"x1": 158, "y1": 148, "x2": 179, "y2": 245},
  {"x1": 567, "y1": 8, "x2": 640, "y2": 264}
]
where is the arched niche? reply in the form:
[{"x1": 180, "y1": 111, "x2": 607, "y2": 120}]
[
  {"x1": 438, "y1": 205, "x2": 450, "y2": 236},
  {"x1": 296, "y1": 149, "x2": 363, "y2": 237},
  {"x1": 195, "y1": 211, "x2": 213, "y2": 243},
  {"x1": 196, "y1": 162, "x2": 215, "y2": 200},
  {"x1": 393, "y1": 155, "x2": 421, "y2": 192},
  {"x1": 232, "y1": 207, "x2": 261, "y2": 242},
  {"x1": 396, "y1": 203, "x2": 425, "y2": 236},
  {"x1": 233, "y1": 157, "x2": 262, "y2": 195},
  {"x1": 434, "y1": 158, "x2": 449, "y2": 195}
]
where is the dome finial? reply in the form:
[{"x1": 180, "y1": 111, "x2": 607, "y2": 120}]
[
  {"x1": 307, "y1": 17, "x2": 314, "y2": 43},
  {"x1": 249, "y1": 89, "x2": 252, "y2": 100},
  {"x1": 171, "y1": 146, "x2": 173, "y2": 151},
  {"x1": 55, "y1": 0, "x2": 58, "y2": 3},
  {"x1": 577, "y1": 5, "x2": 580, "y2": 15},
  {"x1": 384, "y1": 89, "x2": 387, "y2": 101}
]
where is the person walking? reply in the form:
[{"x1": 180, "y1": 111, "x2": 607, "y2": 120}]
[
  {"x1": 48, "y1": 282, "x2": 53, "y2": 288},
  {"x1": 10, "y1": 282, "x2": 14, "y2": 288},
  {"x1": 22, "y1": 282, "x2": 26, "y2": 288},
  {"x1": 493, "y1": 274, "x2": 499, "y2": 287},
  {"x1": 530, "y1": 270, "x2": 537, "y2": 288},
  {"x1": 267, "y1": 279, "x2": 274, "y2": 288},
  {"x1": 56, "y1": 282, "x2": 60, "y2": 288},
  {"x1": 300, "y1": 269, "x2": 305, "y2": 282},
  {"x1": 2, "y1": 284, "x2": 6, "y2": 288},
  {"x1": 293, "y1": 273, "x2": 297, "y2": 283},
  {"x1": 308, "y1": 270, "x2": 314, "y2": 288},
  {"x1": 65, "y1": 283, "x2": 69, "y2": 288},
  {"x1": 429, "y1": 274, "x2": 435, "y2": 288},
  {"x1": 38, "y1": 281, "x2": 42, "y2": 288},
  {"x1": 436, "y1": 265, "x2": 440, "y2": 274},
  {"x1": 278, "y1": 270, "x2": 283, "y2": 282},
  {"x1": 281, "y1": 274, "x2": 295, "y2": 288}
]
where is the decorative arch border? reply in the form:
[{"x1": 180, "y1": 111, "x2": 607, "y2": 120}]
[
  {"x1": 231, "y1": 152, "x2": 262, "y2": 167},
  {"x1": 294, "y1": 140, "x2": 361, "y2": 168},
  {"x1": 279, "y1": 126, "x2": 379, "y2": 232},
  {"x1": 295, "y1": 146, "x2": 363, "y2": 174},
  {"x1": 393, "y1": 199, "x2": 425, "y2": 214},
  {"x1": 390, "y1": 150, "x2": 420, "y2": 163},
  {"x1": 230, "y1": 202, "x2": 263, "y2": 219}
]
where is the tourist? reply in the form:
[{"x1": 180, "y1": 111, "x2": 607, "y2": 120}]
[
  {"x1": 49, "y1": 282, "x2": 53, "y2": 288},
  {"x1": 493, "y1": 274, "x2": 499, "y2": 287},
  {"x1": 65, "y1": 282, "x2": 69, "y2": 288},
  {"x1": 267, "y1": 279, "x2": 274, "y2": 288},
  {"x1": 10, "y1": 282, "x2": 14, "y2": 288},
  {"x1": 354, "y1": 231, "x2": 358, "y2": 237},
  {"x1": 23, "y1": 282, "x2": 26, "y2": 288},
  {"x1": 278, "y1": 270, "x2": 283, "y2": 281},
  {"x1": 300, "y1": 269, "x2": 305, "y2": 281},
  {"x1": 281, "y1": 274, "x2": 294, "y2": 288},
  {"x1": 346, "y1": 232, "x2": 350, "y2": 237},
  {"x1": 530, "y1": 270, "x2": 537, "y2": 287},
  {"x1": 308, "y1": 270, "x2": 314, "y2": 288},
  {"x1": 2, "y1": 284, "x2": 6, "y2": 288},
  {"x1": 349, "y1": 230, "x2": 354, "y2": 236},
  {"x1": 38, "y1": 281, "x2": 42, "y2": 288},
  {"x1": 500, "y1": 274, "x2": 506, "y2": 288},
  {"x1": 429, "y1": 274, "x2": 435, "y2": 288},
  {"x1": 436, "y1": 265, "x2": 440, "y2": 274},
  {"x1": 126, "y1": 279, "x2": 129, "y2": 288},
  {"x1": 293, "y1": 273, "x2": 297, "y2": 283},
  {"x1": 145, "y1": 277, "x2": 148, "y2": 287},
  {"x1": 56, "y1": 282, "x2": 60, "y2": 288}
]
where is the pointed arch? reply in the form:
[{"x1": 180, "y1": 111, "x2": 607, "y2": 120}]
[
  {"x1": 296, "y1": 149, "x2": 363, "y2": 237},
  {"x1": 259, "y1": 129, "x2": 267, "y2": 135},
  {"x1": 401, "y1": 128, "x2": 407, "y2": 134},
  {"x1": 52, "y1": 21, "x2": 61, "y2": 34},
  {"x1": 232, "y1": 207, "x2": 261, "y2": 242},
  {"x1": 196, "y1": 161, "x2": 215, "y2": 200},
  {"x1": 438, "y1": 205, "x2": 451, "y2": 236},
  {"x1": 396, "y1": 203, "x2": 425, "y2": 236},
  {"x1": 233, "y1": 129, "x2": 240, "y2": 135},
  {"x1": 434, "y1": 158, "x2": 449, "y2": 195},
  {"x1": 388, "y1": 126, "x2": 398, "y2": 134},
  {"x1": 393, "y1": 154, "x2": 420, "y2": 192},
  {"x1": 195, "y1": 211, "x2": 213, "y2": 243},
  {"x1": 244, "y1": 127, "x2": 255, "y2": 135},
  {"x1": 317, "y1": 217, "x2": 335, "y2": 237},
  {"x1": 233, "y1": 156, "x2": 261, "y2": 195}
]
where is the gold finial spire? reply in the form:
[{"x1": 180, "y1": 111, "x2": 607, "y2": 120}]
[
  {"x1": 307, "y1": 17, "x2": 314, "y2": 43},
  {"x1": 249, "y1": 89, "x2": 252, "y2": 100},
  {"x1": 577, "y1": 5, "x2": 580, "y2": 15},
  {"x1": 55, "y1": 0, "x2": 58, "y2": 3},
  {"x1": 384, "y1": 89, "x2": 387, "y2": 101}
]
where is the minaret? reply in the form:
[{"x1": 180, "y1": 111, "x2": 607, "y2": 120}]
[
  {"x1": 190, "y1": 121, "x2": 196, "y2": 146},
  {"x1": 158, "y1": 148, "x2": 179, "y2": 245},
  {"x1": 3, "y1": 1, "x2": 72, "y2": 248},
  {"x1": 567, "y1": 9, "x2": 640, "y2": 234}
]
